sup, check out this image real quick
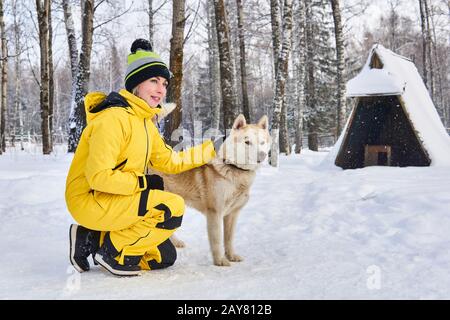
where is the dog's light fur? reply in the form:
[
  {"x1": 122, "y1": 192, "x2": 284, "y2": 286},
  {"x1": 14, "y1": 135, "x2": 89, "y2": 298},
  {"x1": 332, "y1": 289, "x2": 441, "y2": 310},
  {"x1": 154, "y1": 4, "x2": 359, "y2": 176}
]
[
  {"x1": 152, "y1": 111, "x2": 271, "y2": 266},
  {"x1": 154, "y1": 103, "x2": 176, "y2": 125}
]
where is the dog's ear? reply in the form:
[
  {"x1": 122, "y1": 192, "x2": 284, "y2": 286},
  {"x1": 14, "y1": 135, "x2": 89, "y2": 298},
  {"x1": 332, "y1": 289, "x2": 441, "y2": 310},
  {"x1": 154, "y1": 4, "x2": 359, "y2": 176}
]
[
  {"x1": 257, "y1": 115, "x2": 268, "y2": 130},
  {"x1": 232, "y1": 114, "x2": 247, "y2": 130}
]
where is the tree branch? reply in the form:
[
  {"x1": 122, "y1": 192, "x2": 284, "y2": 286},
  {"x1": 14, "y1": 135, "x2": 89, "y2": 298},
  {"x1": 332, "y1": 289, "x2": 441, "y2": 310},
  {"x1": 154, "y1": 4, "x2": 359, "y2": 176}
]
[
  {"x1": 93, "y1": 2, "x2": 133, "y2": 31},
  {"x1": 26, "y1": 47, "x2": 40, "y2": 87},
  {"x1": 94, "y1": 0, "x2": 106, "y2": 12},
  {"x1": 151, "y1": 0, "x2": 169, "y2": 15},
  {"x1": 183, "y1": 0, "x2": 201, "y2": 46}
]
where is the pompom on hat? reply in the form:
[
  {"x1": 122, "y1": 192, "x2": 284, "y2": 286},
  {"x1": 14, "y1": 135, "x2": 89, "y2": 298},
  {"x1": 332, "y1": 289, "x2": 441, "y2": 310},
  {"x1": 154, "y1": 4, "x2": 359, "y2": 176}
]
[{"x1": 124, "y1": 39, "x2": 172, "y2": 92}]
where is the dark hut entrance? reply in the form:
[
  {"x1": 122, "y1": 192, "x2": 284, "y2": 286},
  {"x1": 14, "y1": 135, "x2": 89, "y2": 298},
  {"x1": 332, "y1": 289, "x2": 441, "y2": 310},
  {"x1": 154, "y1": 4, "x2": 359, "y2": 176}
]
[{"x1": 335, "y1": 95, "x2": 431, "y2": 169}]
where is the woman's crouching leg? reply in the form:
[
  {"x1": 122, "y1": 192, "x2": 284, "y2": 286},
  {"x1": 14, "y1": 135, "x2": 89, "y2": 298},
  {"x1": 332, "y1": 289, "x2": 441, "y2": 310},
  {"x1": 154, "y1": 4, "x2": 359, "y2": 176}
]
[
  {"x1": 140, "y1": 238, "x2": 177, "y2": 270},
  {"x1": 110, "y1": 190, "x2": 185, "y2": 266}
]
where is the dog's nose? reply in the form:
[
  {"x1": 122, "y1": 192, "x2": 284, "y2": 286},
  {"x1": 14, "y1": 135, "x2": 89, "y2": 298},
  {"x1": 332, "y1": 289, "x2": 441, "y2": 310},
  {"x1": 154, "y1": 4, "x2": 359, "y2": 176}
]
[{"x1": 257, "y1": 151, "x2": 267, "y2": 163}]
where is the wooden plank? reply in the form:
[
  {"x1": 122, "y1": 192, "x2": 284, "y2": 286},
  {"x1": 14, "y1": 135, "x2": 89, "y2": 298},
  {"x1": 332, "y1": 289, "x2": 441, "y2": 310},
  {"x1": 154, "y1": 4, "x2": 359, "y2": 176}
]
[{"x1": 364, "y1": 144, "x2": 391, "y2": 166}]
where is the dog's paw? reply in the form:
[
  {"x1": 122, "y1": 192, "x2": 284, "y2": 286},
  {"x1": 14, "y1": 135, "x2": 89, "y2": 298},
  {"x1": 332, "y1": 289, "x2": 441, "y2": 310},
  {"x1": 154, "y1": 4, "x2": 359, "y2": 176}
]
[
  {"x1": 172, "y1": 240, "x2": 185, "y2": 248},
  {"x1": 226, "y1": 253, "x2": 243, "y2": 262},
  {"x1": 169, "y1": 235, "x2": 186, "y2": 248},
  {"x1": 213, "y1": 256, "x2": 231, "y2": 267}
]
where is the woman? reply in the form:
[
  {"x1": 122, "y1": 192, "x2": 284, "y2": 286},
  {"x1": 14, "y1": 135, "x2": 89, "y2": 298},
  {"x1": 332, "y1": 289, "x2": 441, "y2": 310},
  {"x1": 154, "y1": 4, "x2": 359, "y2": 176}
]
[{"x1": 65, "y1": 39, "x2": 216, "y2": 276}]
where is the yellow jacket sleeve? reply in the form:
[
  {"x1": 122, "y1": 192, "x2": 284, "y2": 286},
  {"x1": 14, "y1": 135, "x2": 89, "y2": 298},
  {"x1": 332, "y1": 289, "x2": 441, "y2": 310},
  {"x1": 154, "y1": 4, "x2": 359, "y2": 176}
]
[
  {"x1": 84, "y1": 111, "x2": 146, "y2": 195},
  {"x1": 149, "y1": 128, "x2": 216, "y2": 174}
]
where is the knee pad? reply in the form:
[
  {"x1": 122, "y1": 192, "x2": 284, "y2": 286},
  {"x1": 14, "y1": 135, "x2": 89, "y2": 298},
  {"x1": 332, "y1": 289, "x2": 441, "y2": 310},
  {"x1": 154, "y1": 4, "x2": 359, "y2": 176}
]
[{"x1": 147, "y1": 238, "x2": 177, "y2": 270}]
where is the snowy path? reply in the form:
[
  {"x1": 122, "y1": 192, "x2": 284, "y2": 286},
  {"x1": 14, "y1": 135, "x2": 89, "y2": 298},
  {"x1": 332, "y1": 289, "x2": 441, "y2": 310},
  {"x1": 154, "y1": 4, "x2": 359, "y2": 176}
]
[{"x1": 1, "y1": 149, "x2": 450, "y2": 299}]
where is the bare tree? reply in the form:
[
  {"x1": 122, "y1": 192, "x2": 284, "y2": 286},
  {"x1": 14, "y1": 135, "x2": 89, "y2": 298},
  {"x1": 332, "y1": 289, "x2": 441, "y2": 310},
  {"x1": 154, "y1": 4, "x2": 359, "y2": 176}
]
[
  {"x1": 270, "y1": 0, "x2": 293, "y2": 167},
  {"x1": 0, "y1": 0, "x2": 5, "y2": 153},
  {"x1": 419, "y1": 0, "x2": 428, "y2": 88},
  {"x1": 294, "y1": 0, "x2": 307, "y2": 154},
  {"x1": 270, "y1": 0, "x2": 281, "y2": 74},
  {"x1": 67, "y1": 0, "x2": 94, "y2": 152},
  {"x1": 62, "y1": 0, "x2": 78, "y2": 83},
  {"x1": 423, "y1": 0, "x2": 435, "y2": 100},
  {"x1": 36, "y1": 0, "x2": 52, "y2": 154},
  {"x1": 270, "y1": 0, "x2": 291, "y2": 154},
  {"x1": 48, "y1": 2, "x2": 54, "y2": 148},
  {"x1": 12, "y1": 0, "x2": 24, "y2": 150},
  {"x1": 236, "y1": 0, "x2": 250, "y2": 121},
  {"x1": 214, "y1": 0, "x2": 238, "y2": 130},
  {"x1": 66, "y1": 1, "x2": 132, "y2": 152},
  {"x1": 305, "y1": 0, "x2": 318, "y2": 151},
  {"x1": 147, "y1": 0, "x2": 169, "y2": 49},
  {"x1": 148, "y1": 0, "x2": 154, "y2": 47},
  {"x1": 163, "y1": 0, "x2": 186, "y2": 145},
  {"x1": 206, "y1": 0, "x2": 221, "y2": 131},
  {"x1": 62, "y1": 0, "x2": 78, "y2": 149},
  {"x1": 418, "y1": 0, "x2": 436, "y2": 102},
  {"x1": 386, "y1": 0, "x2": 401, "y2": 51},
  {"x1": 271, "y1": 0, "x2": 291, "y2": 155},
  {"x1": 429, "y1": 2, "x2": 447, "y2": 124},
  {"x1": 330, "y1": 0, "x2": 346, "y2": 136},
  {"x1": 279, "y1": 86, "x2": 291, "y2": 154}
]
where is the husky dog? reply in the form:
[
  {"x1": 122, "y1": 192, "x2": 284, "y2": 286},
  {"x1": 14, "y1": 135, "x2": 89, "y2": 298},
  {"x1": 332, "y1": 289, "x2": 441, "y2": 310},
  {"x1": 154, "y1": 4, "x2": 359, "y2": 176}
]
[{"x1": 152, "y1": 112, "x2": 271, "y2": 266}]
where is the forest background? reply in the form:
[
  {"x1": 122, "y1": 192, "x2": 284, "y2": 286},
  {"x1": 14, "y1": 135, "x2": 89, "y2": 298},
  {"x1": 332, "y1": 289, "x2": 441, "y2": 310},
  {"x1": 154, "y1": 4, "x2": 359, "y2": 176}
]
[{"x1": 0, "y1": 0, "x2": 448, "y2": 163}]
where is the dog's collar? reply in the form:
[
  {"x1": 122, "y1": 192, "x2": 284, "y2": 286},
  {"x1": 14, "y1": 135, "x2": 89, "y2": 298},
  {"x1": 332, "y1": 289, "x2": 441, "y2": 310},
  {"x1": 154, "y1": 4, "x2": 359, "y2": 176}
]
[{"x1": 223, "y1": 160, "x2": 252, "y2": 171}]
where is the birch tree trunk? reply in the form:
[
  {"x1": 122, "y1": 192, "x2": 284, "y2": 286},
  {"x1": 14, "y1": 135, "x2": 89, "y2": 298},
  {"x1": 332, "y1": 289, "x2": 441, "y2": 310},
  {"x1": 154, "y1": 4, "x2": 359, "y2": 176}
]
[
  {"x1": 163, "y1": 0, "x2": 185, "y2": 145},
  {"x1": 236, "y1": 0, "x2": 250, "y2": 122},
  {"x1": 67, "y1": 0, "x2": 94, "y2": 152},
  {"x1": 330, "y1": 0, "x2": 346, "y2": 137},
  {"x1": 424, "y1": 0, "x2": 435, "y2": 100},
  {"x1": 270, "y1": 0, "x2": 281, "y2": 76},
  {"x1": 48, "y1": 4, "x2": 54, "y2": 148},
  {"x1": 418, "y1": 0, "x2": 428, "y2": 88},
  {"x1": 0, "y1": 0, "x2": 6, "y2": 153},
  {"x1": 279, "y1": 23, "x2": 291, "y2": 155},
  {"x1": 305, "y1": 0, "x2": 318, "y2": 151},
  {"x1": 13, "y1": 0, "x2": 24, "y2": 150},
  {"x1": 62, "y1": 0, "x2": 78, "y2": 83},
  {"x1": 270, "y1": 0, "x2": 293, "y2": 167},
  {"x1": 62, "y1": 0, "x2": 78, "y2": 151},
  {"x1": 214, "y1": 0, "x2": 237, "y2": 130},
  {"x1": 271, "y1": 0, "x2": 290, "y2": 155},
  {"x1": 279, "y1": 93, "x2": 291, "y2": 154},
  {"x1": 277, "y1": 2, "x2": 294, "y2": 158},
  {"x1": 429, "y1": 6, "x2": 445, "y2": 123},
  {"x1": 294, "y1": 0, "x2": 307, "y2": 154},
  {"x1": 36, "y1": 0, "x2": 52, "y2": 154},
  {"x1": 207, "y1": 0, "x2": 221, "y2": 131},
  {"x1": 148, "y1": 0, "x2": 154, "y2": 48}
]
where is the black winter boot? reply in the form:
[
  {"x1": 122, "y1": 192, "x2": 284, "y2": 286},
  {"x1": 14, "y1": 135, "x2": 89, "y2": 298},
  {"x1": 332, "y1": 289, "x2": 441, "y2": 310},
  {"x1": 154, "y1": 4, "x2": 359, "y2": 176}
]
[
  {"x1": 69, "y1": 224, "x2": 101, "y2": 273},
  {"x1": 94, "y1": 232, "x2": 142, "y2": 277}
]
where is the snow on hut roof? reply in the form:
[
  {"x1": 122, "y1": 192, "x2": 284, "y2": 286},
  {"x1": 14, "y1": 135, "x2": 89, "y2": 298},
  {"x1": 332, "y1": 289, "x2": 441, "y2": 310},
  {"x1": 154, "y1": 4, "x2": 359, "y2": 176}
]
[
  {"x1": 346, "y1": 68, "x2": 404, "y2": 97},
  {"x1": 346, "y1": 45, "x2": 408, "y2": 97},
  {"x1": 324, "y1": 44, "x2": 450, "y2": 167}
]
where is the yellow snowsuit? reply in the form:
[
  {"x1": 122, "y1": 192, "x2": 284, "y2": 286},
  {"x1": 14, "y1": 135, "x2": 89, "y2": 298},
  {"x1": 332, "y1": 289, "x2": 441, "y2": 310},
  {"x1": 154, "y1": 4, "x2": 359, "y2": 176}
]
[{"x1": 65, "y1": 89, "x2": 215, "y2": 269}]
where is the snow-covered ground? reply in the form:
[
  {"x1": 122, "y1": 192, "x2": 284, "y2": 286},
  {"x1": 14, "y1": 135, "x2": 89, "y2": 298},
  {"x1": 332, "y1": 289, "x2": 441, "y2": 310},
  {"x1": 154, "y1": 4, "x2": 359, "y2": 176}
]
[{"x1": 1, "y1": 146, "x2": 450, "y2": 300}]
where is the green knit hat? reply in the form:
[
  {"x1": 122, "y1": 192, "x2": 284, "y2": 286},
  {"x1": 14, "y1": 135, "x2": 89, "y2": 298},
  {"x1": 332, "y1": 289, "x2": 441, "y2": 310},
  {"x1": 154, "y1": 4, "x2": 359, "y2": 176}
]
[{"x1": 124, "y1": 39, "x2": 172, "y2": 92}]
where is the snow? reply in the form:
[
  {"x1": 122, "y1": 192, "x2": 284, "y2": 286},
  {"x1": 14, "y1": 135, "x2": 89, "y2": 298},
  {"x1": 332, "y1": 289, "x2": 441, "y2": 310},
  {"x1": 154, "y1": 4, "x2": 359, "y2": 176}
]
[
  {"x1": 2, "y1": 147, "x2": 450, "y2": 299},
  {"x1": 346, "y1": 68, "x2": 404, "y2": 97},
  {"x1": 333, "y1": 44, "x2": 450, "y2": 166}
]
